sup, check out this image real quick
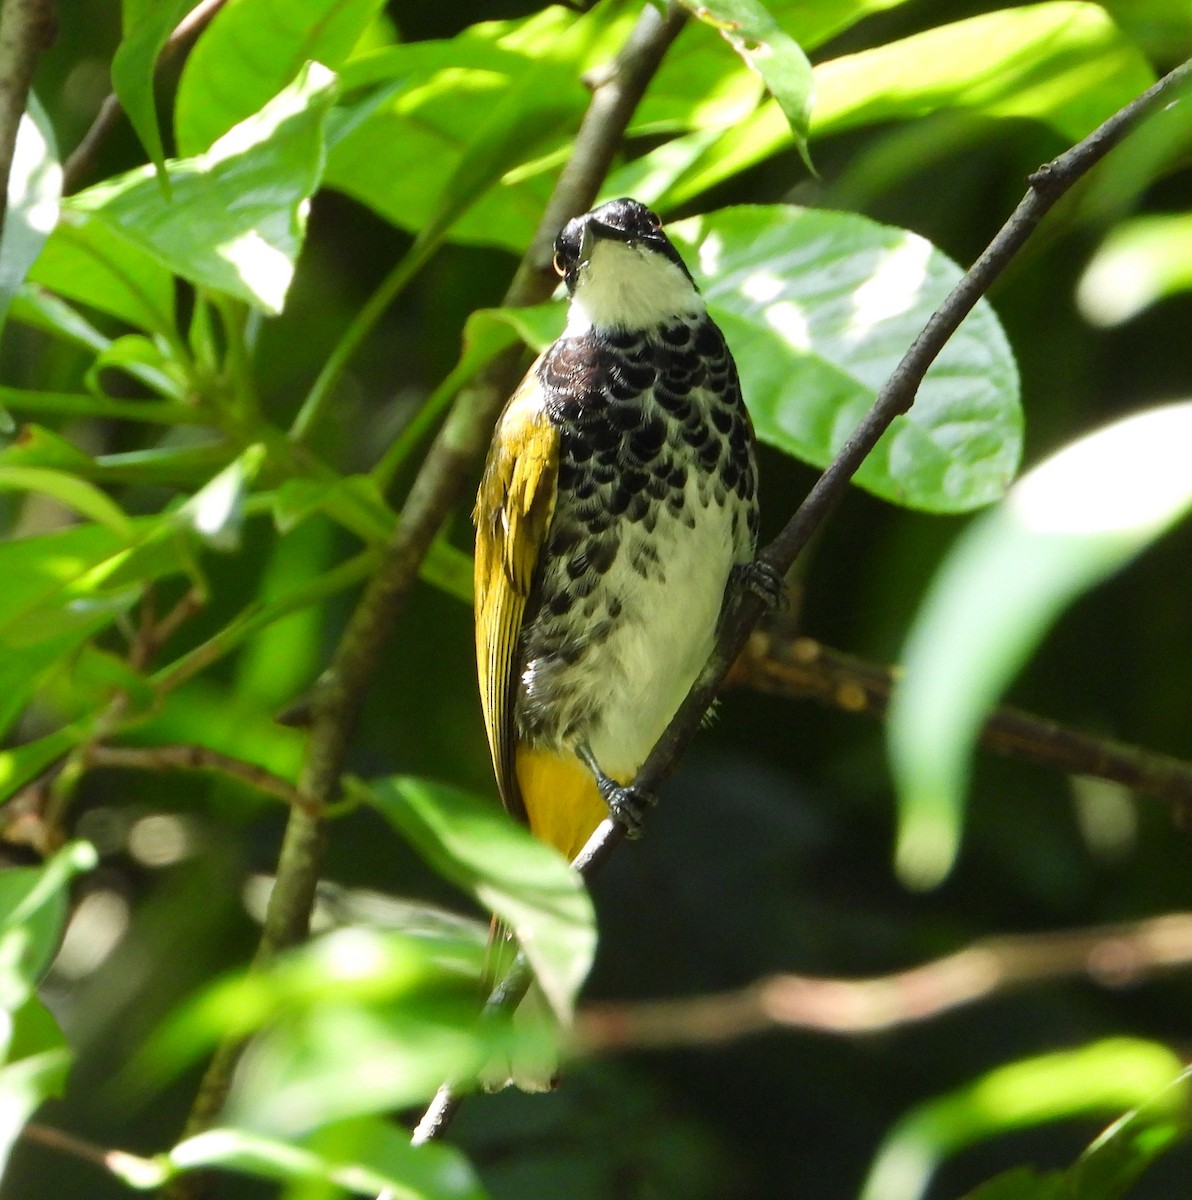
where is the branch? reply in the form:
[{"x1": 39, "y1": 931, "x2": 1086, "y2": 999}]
[
  {"x1": 411, "y1": 53, "x2": 1192, "y2": 1141},
  {"x1": 84, "y1": 744, "x2": 318, "y2": 816},
  {"x1": 176, "y1": 0, "x2": 690, "y2": 1166},
  {"x1": 577, "y1": 913, "x2": 1192, "y2": 1050},
  {"x1": 60, "y1": 0, "x2": 227, "y2": 194},
  {"x1": 737, "y1": 632, "x2": 1192, "y2": 808},
  {"x1": 0, "y1": 0, "x2": 55, "y2": 238}
]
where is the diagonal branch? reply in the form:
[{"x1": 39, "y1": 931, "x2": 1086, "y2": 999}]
[{"x1": 410, "y1": 52, "x2": 1192, "y2": 1143}]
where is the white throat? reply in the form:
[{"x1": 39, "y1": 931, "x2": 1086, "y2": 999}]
[{"x1": 564, "y1": 238, "x2": 704, "y2": 335}]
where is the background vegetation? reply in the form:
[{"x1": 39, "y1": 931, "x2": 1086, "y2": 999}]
[{"x1": 0, "y1": 0, "x2": 1191, "y2": 1197}]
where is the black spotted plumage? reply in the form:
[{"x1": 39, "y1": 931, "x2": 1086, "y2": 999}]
[{"x1": 475, "y1": 196, "x2": 761, "y2": 870}]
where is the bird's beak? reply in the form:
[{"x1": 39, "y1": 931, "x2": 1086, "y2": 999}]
[{"x1": 578, "y1": 218, "x2": 630, "y2": 269}]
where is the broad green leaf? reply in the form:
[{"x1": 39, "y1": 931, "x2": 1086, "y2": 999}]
[
  {"x1": 111, "y1": 0, "x2": 193, "y2": 176},
  {"x1": 812, "y1": 1, "x2": 1155, "y2": 143},
  {"x1": 1077, "y1": 213, "x2": 1192, "y2": 327},
  {"x1": 0, "y1": 424, "x2": 93, "y2": 472},
  {"x1": 70, "y1": 62, "x2": 338, "y2": 313},
  {"x1": 174, "y1": 0, "x2": 387, "y2": 155},
  {"x1": 139, "y1": 925, "x2": 523, "y2": 1128},
  {"x1": 0, "y1": 466, "x2": 133, "y2": 537},
  {"x1": 28, "y1": 207, "x2": 177, "y2": 336},
  {"x1": 0, "y1": 98, "x2": 60, "y2": 342},
  {"x1": 325, "y1": 7, "x2": 618, "y2": 251},
  {"x1": 679, "y1": 0, "x2": 813, "y2": 164},
  {"x1": 357, "y1": 776, "x2": 596, "y2": 1023},
  {"x1": 0, "y1": 842, "x2": 98, "y2": 1014},
  {"x1": 860, "y1": 1039, "x2": 1186, "y2": 1200},
  {"x1": 668, "y1": 205, "x2": 1021, "y2": 512},
  {"x1": 138, "y1": 1121, "x2": 485, "y2": 1198},
  {"x1": 889, "y1": 402, "x2": 1192, "y2": 888},
  {"x1": 658, "y1": 1, "x2": 1156, "y2": 207}
]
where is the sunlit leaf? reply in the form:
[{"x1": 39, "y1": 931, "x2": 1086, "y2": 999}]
[
  {"x1": 111, "y1": 0, "x2": 193, "y2": 177},
  {"x1": 178, "y1": 446, "x2": 266, "y2": 550},
  {"x1": 0, "y1": 98, "x2": 60, "y2": 347},
  {"x1": 69, "y1": 62, "x2": 338, "y2": 313},
  {"x1": 890, "y1": 402, "x2": 1192, "y2": 888},
  {"x1": 174, "y1": 0, "x2": 387, "y2": 155},
  {"x1": 0, "y1": 729, "x2": 80, "y2": 806},
  {"x1": 0, "y1": 1046, "x2": 71, "y2": 1186},
  {"x1": 657, "y1": 1, "x2": 1155, "y2": 207},
  {"x1": 325, "y1": 7, "x2": 620, "y2": 251},
  {"x1": 677, "y1": 205, "x2": 1020, "y2": 511},
  {"x1": 357, "y1": 776, "x2": 596, "y2": 1023},
  {"x1": 861, "y1": 1039, "x2": 1186, "y2": 1200}
]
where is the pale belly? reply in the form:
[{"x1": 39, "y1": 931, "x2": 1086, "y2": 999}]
[{"x1": 518, "y1": 478, "x2": 742, "y2": 782}]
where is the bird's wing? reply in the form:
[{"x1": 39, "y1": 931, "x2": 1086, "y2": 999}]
[{"x1": 473, "y1": 359, "x2": 559, "y2": 824}]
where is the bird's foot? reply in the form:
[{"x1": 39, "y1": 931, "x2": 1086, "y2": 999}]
[
  {"x1": 579, "y1": 746, "x2": 656, "y2": 838},
  {"x1": 733, "y1": 557, "x2": 786, "y2": 610}
]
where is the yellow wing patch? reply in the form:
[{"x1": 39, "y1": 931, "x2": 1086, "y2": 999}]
[{"x1": 473, "y1": 360, "x2": 559, "y2": 824}]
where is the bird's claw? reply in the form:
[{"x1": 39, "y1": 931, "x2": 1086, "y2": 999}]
[
  {"x1": 734, "y1": 558, "x2": 786, "y2": 610},
  {"x1": 596, "y1": 778, "x2": 656, "y2": 839}
]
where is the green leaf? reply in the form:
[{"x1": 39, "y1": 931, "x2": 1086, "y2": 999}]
[
  {"x1": 111, "y1": 0, "x2": 194, "y2": 177},
  {"x1": 0, "y1": 1046, "x2": 72, "y2": 1187},
  {"x1": 889, "y1": 402, "x2": 1192, "y2": 888},
  {"x1": 0, "y1": 466, "x2": 133, "y2": 537},
  {"x1": 1077, "y1": 212, "x2": 1192, "y2": 327},
  {"x1": 658, "y1": 1, "x2": 1156, "y2": 207},
  {"x1": 139, "y1": 925, "x2": 521, "y2": 1129},
  {"x1": 861, "y1": 1038, "x2": 1186, "y2": 1200},
  {"x1": 0, "y1": 842, "x2": 98, "y2": 1014},
  {"x1": 70, "y1": 62, "x2": 338, "y2": 313},
  {"x1": 678, "y1": 0, "x2": 813, "y2": 165},
  {"x1": 174, "y1": 0, "x2": 387, "y2": 155},
  {"x1": 149, "y1": 1121, "x2": 486, "y2": 1198},
  {"x1": 668, "y1": 205, "x2": 1021, "y2": 513},
  {"x1": 325, "y1": 7, "x2": 617, "y2": 251},
  {"x1": 811, "y1": 1, "x2": 1155, "y2": 143},
  {"x1": 1066, "y1": 1068, "x2": 1192, "y2": 1198},
  {"x1": 357, "y1": 776, "x2": 596, "y2": 1023},
  {"x1": 84, "y1": 334, "x2": 190, "y2": 400},
  {"x1": 0, "y1": 97, "x2": 60, "y2": 344},
  {"x1": 179, "y1": 446, "x2": 266, "y2": 550},
  {"x1": 28, "y1": 207, "x2": 177, "y2": 336},
  {"x1": 0, "y1": 729, "x2": 80, "y2": 806}
]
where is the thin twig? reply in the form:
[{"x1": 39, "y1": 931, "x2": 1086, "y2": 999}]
[
  {"x1": 738, "y1": 632, "x2": 1192, "y2": 810},
  {"x1": 578, "y1": 912, "x2": 1192, "y2": 1050},
  {"x1": 175, "y1": 1, "x2": 690, "y2": 1168},
  {"x1": 60, "y1": 0, "x2": 227, "y2": 194},
  {"x1": 84, "y1": 743, "x2": 318, "y2": 816},
  {"x1": 0, "y1": 0, "x2": 56, "y2": 237},
  {"x1": 413, "y1": 53, "x2": 1192, "y2": 1141}
]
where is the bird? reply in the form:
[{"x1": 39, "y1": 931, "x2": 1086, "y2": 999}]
[{"x1": 473, "y1": 196, "x2": 761, "y2": 867}]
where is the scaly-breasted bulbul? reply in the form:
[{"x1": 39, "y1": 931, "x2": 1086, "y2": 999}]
[{"x1": 474, "y1": 197, "x2": 760, "y2": 863}]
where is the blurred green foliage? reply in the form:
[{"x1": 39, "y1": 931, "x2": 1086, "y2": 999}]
[{"x1": 0, "y1": 0, "x2": 1190, "y2": 1197}]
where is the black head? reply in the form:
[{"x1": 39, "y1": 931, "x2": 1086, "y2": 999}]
[{"x1": 553, "y1": 197, "x2": 694, "y2": 294}]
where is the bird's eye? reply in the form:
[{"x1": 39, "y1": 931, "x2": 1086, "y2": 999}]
[
  {"x1": 552, "y1": 251, "x2": 566, "y2": 277},
  {"x1": 645, "y1": 209, "x2": 663, "y2": 230}
]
